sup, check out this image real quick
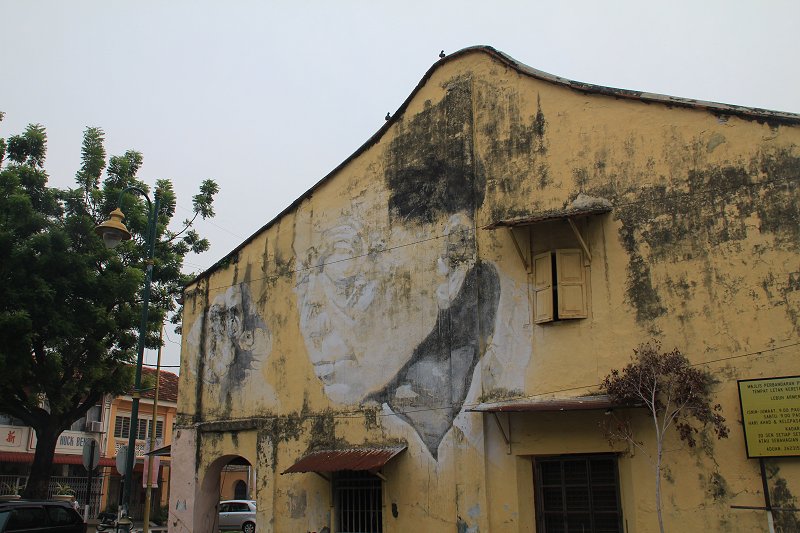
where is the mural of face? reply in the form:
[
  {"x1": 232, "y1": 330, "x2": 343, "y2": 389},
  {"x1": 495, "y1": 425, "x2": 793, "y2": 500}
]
[
  {"x1": 295, "y1": 77, "x2": 501, "y2": 456},
  {"x1": 192, "y1": 284, "x2": 272, "y2": 399},
  {"x1": 295, "y1": 220, "x2": 423, "y2": 404},
  {"x1": 295, "y1": 209, "x2": 500, "y2": 456}
]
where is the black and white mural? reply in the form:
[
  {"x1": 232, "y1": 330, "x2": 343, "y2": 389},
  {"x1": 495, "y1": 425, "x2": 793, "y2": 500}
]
[
  {"x1": 187, "y1": 281, "x2": 273, "y2": 407},
  {"x1": 293, "y1": 79, "x2": 507, "y2": 457}
]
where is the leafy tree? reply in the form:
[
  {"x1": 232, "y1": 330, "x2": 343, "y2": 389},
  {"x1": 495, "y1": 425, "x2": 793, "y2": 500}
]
[
  {"x1": 601, "y1": 342, "x2": 729, "y2": 533},
  {"x1": 0, "y1": 116, "x2": 218, "y2": 498}
]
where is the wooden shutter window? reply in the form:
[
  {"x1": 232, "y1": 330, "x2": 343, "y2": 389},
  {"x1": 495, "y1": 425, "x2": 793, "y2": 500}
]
[
  {"x1": 556, "y1": 249, "x2": 587, "y2": 319},
  {"x1": 533, "y1": 252, "x2": 554, "y2": 323}
]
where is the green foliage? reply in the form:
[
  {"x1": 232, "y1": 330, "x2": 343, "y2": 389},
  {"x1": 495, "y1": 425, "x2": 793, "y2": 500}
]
[
  {"x1": 7, "y1": 124, "x2": 47, "y2": 168},
  {"x1": 54, "y1": 482, "x2": 75, "y2": 496},
  {"x1": 0, "y1": 118, "x2": 218, "y2": 497},
  {"x1": 1, "y1": 481, "x2": 25, "y2": 495},
  {"x1": 151, "y1": 504, "x2": 169, "y2": 525}
]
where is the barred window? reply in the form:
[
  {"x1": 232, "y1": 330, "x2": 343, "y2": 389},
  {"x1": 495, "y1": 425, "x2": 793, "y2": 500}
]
[
  {"x1": 334, "y1": 471, "x2": 382, "y2": 533},
  {"x1": 534, "y1": 454, "x2": 623, "y2": 533},
  {"x1": 114, "y1": 415, "x2": 163, "y2": 440},
  {"x1": 113, "y1": 416, "x2": 130, "y2": 439}
]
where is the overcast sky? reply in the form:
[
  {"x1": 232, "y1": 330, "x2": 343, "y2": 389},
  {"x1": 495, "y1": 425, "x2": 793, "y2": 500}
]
[{"x1": 3, "y1": 1, "x2": 799, "y2": 372}]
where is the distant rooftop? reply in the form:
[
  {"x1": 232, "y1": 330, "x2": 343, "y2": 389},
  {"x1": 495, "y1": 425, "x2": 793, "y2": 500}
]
[{"x1": 138, "y1": 367, "x2": 179, "y2": 404}]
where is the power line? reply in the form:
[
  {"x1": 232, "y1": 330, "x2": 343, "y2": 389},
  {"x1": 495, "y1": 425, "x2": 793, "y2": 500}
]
[
  {"x1": 192, "y1": 340, "x2": 798, "y2": 423},
  {"x1": 191, "y1": 172, "x2": 800, "y2": 295},
  {"x1": 176, "y1": 203, "x2": 245, "y2": 239}
]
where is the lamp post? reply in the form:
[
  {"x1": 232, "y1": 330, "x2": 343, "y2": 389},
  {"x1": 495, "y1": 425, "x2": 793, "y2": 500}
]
[
  {"x1": 142, "y1": 324, "x2": 163, "y2": 533},
  {"x1": 95, "y1": 186, "x2": 161, "y2": 519}
]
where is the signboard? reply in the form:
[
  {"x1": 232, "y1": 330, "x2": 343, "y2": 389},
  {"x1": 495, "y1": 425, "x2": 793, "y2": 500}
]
[
  {"x1": 738, "y1": 375, "x2": 800, "y2": 458},
  {"x1": 82, "y1": 438, "x2": 100, "y2": 470},
  {"x1": 0, "y1": 425, "x2": 29, "y2": 450},
  {"x1": 30, "y1": 430, "x2": 97, "y2": 455},
  {"x1": 116, "y1": 445, "x2": 128, "y2": 475}
]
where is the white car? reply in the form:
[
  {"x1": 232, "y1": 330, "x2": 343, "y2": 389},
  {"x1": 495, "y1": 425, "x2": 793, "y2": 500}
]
[{"x1": 218, "y1": 500, "x2": 256, "y2": 533}]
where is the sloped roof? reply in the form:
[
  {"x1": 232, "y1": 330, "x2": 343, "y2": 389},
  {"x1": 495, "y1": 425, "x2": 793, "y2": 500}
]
[
  {"x1": 138, "y1": 367, "x2": 179, "y2": 403},
  {"x1": 187, "y1": 45, "x2": 800, "y2": 287}
]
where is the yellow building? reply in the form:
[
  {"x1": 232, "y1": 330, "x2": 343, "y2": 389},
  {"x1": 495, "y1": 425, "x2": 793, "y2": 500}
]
[{"x1": 169, "y1": 46, "x2": 800, "y2": 532}]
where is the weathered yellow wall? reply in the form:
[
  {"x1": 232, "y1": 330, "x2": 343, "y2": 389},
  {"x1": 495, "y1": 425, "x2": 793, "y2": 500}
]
[{"x1": 171, "y1": 48, "x2": 800, "y2": 533}]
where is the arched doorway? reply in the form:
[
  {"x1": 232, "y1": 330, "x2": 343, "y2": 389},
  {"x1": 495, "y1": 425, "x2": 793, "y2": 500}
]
[
  {"x1": 220, "y1": 456, "x2": 252, "y2": 501},
  {"x1": 195, "y1": 455, "x2": 254, "y2": 533}
]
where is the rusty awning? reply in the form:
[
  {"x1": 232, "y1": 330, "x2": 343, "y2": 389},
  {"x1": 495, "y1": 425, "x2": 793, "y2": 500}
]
[
  {"x1": 468, "y1": 394, "x2": 618, "y2": 413},
  {"x1": 483, "y1": 204, "x2": 612, "y2": 230},
  {"x1": 282, "y1": 445, "x2": 406, "y2": 475}
]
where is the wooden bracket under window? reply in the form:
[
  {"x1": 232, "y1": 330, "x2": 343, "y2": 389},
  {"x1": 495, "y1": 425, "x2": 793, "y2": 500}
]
[
  {"x1": 567, "y1": 218, "x2": 591, "y2": 265},
  {"x1": 507, "y1": 227, "x2": 530, "y2": 272}
]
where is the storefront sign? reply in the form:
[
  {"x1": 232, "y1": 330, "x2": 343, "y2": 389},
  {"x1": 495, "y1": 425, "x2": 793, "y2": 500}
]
[
  {"x1": 738, "y1": 376, "x2": 800, "y2": 458},
  {"x1": 30, "y1": 430, "x2": 98, "y2": 455},
  {"x1": 0, "y1": 425, "x2": 29, "y2": 450}
]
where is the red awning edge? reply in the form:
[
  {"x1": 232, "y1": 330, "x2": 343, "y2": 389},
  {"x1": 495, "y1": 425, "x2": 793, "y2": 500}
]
[
  {"x1": 282, "y1": 445, "x2": 407, "y2": 475},
  {"x1": 0, "y1": 451, "x2": 116, "y2": 468}
]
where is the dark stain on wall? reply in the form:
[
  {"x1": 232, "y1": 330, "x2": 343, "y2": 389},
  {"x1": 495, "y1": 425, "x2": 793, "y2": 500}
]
[
  {"x1": 194, "y1": 279, "x2": 209, "y2": 424},
  {"x1": 288, "y1": 489, "x2": 307, "y2": 519},
  {"x1": 767, "y1": 462, "x2": 800, "y2": 532},
  {"x1": 590, "y1": 147, "x2": 800, "y2": 325},
  {"x1": 754, "y1": 148, "x2": 800, "y2": 244},
  {"x1": 385, "y1": 77, "x2": 484, "y2": 224},
  {"x1": 477, "y1": 85, "x2": 551, "y2": 223}
]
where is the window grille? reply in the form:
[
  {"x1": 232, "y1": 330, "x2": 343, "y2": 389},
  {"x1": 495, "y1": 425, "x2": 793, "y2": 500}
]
[
  {"x1": 114, "y1": 415, "x2": 163, "y2": 440},
  {"x1": 334, "y1": 471, "x2": 382, "y2": 533},
  {"x1": 534, "y1": 455, "x2": 622, "y2": 533},
  {"x1": 114, "y1": 415, "x2": 130, "y2": 439}
]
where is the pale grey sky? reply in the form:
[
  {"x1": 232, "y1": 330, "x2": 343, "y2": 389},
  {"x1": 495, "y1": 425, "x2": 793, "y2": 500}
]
[{"x1": 2, "y1": 0, "x2": 799, "y2": 371}]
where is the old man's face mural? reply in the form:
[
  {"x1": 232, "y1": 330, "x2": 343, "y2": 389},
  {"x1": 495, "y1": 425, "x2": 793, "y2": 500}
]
[
  {"x1": 294, "y1": 77, "x2": 500, "y2": 457},
  {"x1": 188, "y1": 282, "x2": 272, "y2": 403}
]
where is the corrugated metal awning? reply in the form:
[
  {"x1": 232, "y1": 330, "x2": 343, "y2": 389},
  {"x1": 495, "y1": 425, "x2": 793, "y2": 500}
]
[
  {"x1": 0, "y1": 451, "x2": 117, "y2": 468},
  {"x1": 468, "y1": 394, "x2": 618, "y2": 413},
  {"x1": 282, "y1": 446, "x2": 406, "y2": 475},
  {"x1": 483, "y1": 204, "x2": 612, "y2": 230}
]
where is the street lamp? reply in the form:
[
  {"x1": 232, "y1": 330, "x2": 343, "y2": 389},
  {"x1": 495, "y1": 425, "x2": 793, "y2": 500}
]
[{"x1": 96, "y1": 186, "x2": 161, "y2": 520}]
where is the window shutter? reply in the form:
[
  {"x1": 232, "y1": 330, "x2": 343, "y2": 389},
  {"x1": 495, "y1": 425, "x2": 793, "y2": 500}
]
[
  {"x1": 556, "y1": 249, "x2": 587, "y2": 319},
  {"x1": 533, "y1": 252, "x2": 554, "y2": 323}
]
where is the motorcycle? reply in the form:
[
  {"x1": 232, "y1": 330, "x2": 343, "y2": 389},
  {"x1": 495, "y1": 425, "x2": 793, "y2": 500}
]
[{"x1": 96, "y1": 511, "x2": 133, "y2": 532}]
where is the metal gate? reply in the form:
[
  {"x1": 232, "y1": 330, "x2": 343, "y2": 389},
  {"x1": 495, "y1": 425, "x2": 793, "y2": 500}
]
[{"x1": 333, "y1": 471, "x2": 383, "y2": 533}]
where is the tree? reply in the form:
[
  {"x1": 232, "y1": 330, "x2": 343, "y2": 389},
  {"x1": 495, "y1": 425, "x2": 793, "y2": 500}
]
[
  {"x1": 0, "y1": 116, "x2": 218, "y2": 498},
  {"x1": 600, "y1": 342, "x2": 729, "y2": 533}
]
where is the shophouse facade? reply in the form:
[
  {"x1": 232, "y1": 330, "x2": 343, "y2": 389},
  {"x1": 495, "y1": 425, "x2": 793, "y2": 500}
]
[
  {"x1": 0, "y1": 367, "x2": 178, "y2": 519},
  {"x1": 169, "y1": 47, "x2": 800, "y2": 532}
]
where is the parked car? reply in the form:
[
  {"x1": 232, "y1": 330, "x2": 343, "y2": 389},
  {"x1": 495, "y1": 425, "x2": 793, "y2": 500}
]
[
  {"x1": 0, "y1": 500, "x2": 86, "y2": 532},
  {"x1": 218, "y1": 500, "x2": 256, "y2": 533}
]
